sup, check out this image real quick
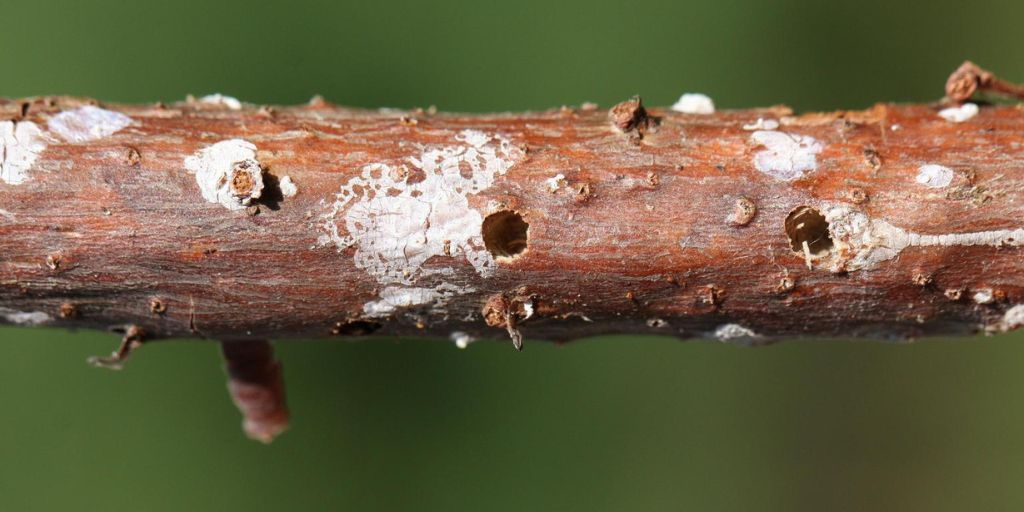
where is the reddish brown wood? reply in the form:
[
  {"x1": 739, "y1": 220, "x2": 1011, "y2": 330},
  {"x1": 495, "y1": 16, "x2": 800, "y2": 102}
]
[{"x1": 0, "y1": 96, "x2": 1022, "y2": 347}]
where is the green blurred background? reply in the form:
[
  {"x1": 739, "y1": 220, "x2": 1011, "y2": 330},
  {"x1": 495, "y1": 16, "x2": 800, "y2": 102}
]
[{"x1": 1, "y1": 0, "x2": 1023, "y2": 510}]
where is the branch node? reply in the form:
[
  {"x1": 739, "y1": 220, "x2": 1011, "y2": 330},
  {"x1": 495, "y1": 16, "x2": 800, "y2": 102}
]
[
  {"x1": 946, "y1": 60, "x2": 1024, "y2": 103},
  {"x1": 609, "y1": 95, "x2": 658, "y2": 140},
  {"x1": 221, "y1": 340, "x2": 289, "y2": 443},
  {"x1": 482, "y1": 291, "x2": 536, "y2": 351}
]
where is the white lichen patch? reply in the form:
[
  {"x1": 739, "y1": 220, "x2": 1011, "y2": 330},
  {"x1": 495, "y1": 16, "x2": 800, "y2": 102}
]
[
  {"x1": 714, "y1": 323, "x2": 760, "y2": 342},
  {"x1": 671, "y1": 93, "x2": 715, "y2": 114},
  {"x1": 742, "y1": 118, "x2": 779, "y2": 131},
  {"x1": 545, "y1": 173, "x2": 565, "y2": 192},
  {"x1": 320, "y1": 130, "x2": 524, "y2": 317},
  {"x1": 916, "y1": 164, "x2": 954, "y2": 188},
  {"x1": 0, "y1": 121, "x2": 48, "y2": 185},
  {"x1": 0, "y1": 308, "x2": 51, "y2": 326},
  {"x1": 823, "y1": 205, "x2": 1024, "y2": 272},
  {"x1": 938, "y1": 102, "x2": 979, "y2": 123},
  {"x1": 750, "y1": 130, "x2": 824, "y2": 181},
  {"x1": 450, "y1": 331, "x2": 477, "y2": 349},
  {"x1": 184, "y1": 139, "x2": 264, "y2": 210},
  {"x1": 198, "y1": 93, "x2": 242, "y2": 110},
  {"x1": 279, "y1": 175, "x2": 298, "y2": 197},
  {"x1": 48, "y1": 106, "x2": 132, "y2": 143},
  {"x1": 362, "y1": 285, "x2": 464, "y2": 317}
]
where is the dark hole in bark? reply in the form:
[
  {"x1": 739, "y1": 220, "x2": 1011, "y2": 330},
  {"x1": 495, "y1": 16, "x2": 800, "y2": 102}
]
[
  {"x1": 333, "y1": 320, "x2": 381, "y2": 336},
  {"x1": 258, "y1": 173, "x2": 283, "y2": 211},
  {"x1": 785, "y1": 206, "x2": 833, "y2": 255},
  {"x1": 482, "y1": 210, "x2": 529, "y2": 258}
]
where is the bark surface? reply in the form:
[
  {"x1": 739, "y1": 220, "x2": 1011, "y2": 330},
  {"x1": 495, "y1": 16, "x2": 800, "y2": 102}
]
[{"x1": 1, "y1": 96, "x2": 1022, "y2": 346}]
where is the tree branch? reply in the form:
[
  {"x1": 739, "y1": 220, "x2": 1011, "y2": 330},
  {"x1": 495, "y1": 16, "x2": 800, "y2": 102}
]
[
  {"x1": 0, "y1": 92, "x2": 1022, "y2": 352},
  {"x1": 220, "y1": 340, "x2": 289, "y2": 443}
]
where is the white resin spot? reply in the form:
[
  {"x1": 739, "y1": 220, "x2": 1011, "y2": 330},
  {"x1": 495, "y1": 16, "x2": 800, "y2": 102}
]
[
  {"x1": 750, "y1": 130, "x2": 823, "y2": 181},
  {"x1": 916, "y1": 164, "x2": 954, "y2": 188},
  {"x1": 198, "y1": 93, "x2": 242, "y2": 110},
  {"x1": 671, "y1": 93, "x2": 715, "y2": 114},
  {"x1": 521, "y1": 300, "x2": 535, "y2": 320},
  {"x1": 184, "y1": 139, "x2": 264, "y2": 210},
  {"x1": 0, "y1": 308, "x2": 51, "y2": 326},
  {"x1": 1000, "y1": 305, "x2": 1024, "y2": 332},
  {"x1": 48, "y1": 106, "x2": 132, "y2": 143},
  {"x1": 938, "y1": 103, "x2": 979, "y2": 123},
  {"x1": 450, "y1": 331, "x2": 476, "y2": 349},
  {"x1": 973, "y1": 289, "x2": 995, "y2": 305},
  {"x1": 646, "y1": 318, "x2": 668, "y2": 328},
  {"x1": 321, "y1": 130, "x2": 524, "y2": 317},
  {"x1": 823, "y1": 205, "x2": 1024, "y2": 272},
  {"x1": 742, "y1": 118, "x2": 779, "y2": 131},
  {"x1": 714, "y1": 323, "x2": 759, "y2": 342},
  {"x1": 0, "y1": 121, "x2": 48, "y2": 185},
  {"x1": 279, "y1": 175, "x2": 298, "y2": 197}
]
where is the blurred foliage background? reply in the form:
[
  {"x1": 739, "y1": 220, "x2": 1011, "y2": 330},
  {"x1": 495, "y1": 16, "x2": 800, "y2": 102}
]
[{"x1": 1, "y1": 0, "x2": 1023, "y2": 510}]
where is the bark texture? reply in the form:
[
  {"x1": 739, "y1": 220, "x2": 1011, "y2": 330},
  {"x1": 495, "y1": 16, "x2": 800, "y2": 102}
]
[{"x1": 1, "y1": 96, "x2": 1022, "y2": 347}]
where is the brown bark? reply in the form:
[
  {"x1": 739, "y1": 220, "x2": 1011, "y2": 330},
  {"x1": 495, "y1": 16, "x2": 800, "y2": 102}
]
[{"x1": 1, "y1": 95, "x2": 1023, "y2": 348}]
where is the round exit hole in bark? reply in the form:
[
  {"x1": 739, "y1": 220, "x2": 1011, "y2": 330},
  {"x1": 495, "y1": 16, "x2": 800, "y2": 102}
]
[
  {"x1": 785, "y1": 206, "x2": 833, "y2": 256},
  {"x1": 482, "y1": 210, "x2": 529, "y2": 258}
]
